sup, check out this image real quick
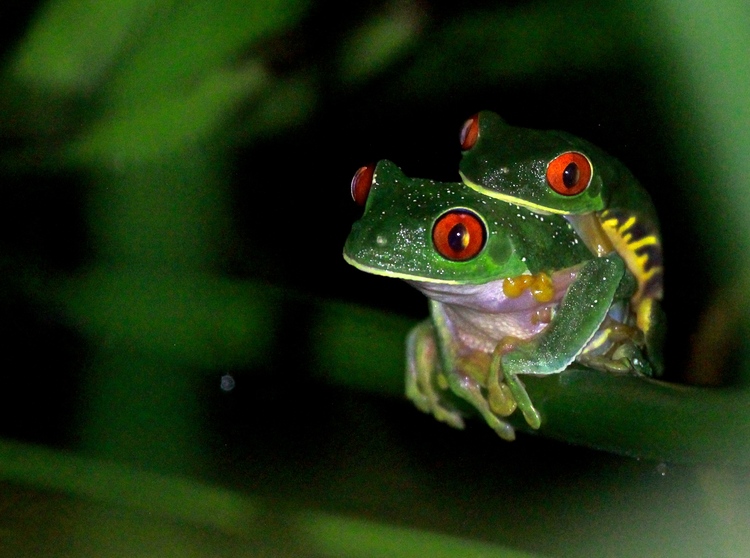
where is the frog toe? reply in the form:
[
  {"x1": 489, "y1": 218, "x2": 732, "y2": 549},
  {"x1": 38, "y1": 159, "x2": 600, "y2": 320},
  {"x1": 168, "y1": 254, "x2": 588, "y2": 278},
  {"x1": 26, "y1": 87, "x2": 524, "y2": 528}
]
[
  {"x1": 432, "y1": 406, "x2": 466, "y2": 430},
  {"x1": 488, "y1": 380, "x2": 517, "y2": 417},
  {"x1": 489, "y1": 418, "x2": 516, "y2": 441},
  {"x1": 519, "y1": 404, "x2": 541, "y2": 430}
]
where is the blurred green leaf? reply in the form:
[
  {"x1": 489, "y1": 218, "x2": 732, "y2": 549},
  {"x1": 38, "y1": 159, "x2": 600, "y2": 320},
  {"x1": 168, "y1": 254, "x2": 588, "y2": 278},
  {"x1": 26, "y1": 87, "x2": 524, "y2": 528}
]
[
  {"x1": 103, "y1": 0, "x2": 308, "y2": 105},
  {"x1": 399, "y1": 1, "x2": 626, "y2": 99},
  {"x1": 11, "y1": 0, "x2": 164, "y2": 91},
  {"x1": 0, "y1": 438, "x2": 548, "y2": 557},
  {"x1": 49, "y1": 269, "x2": 280, "y2": 368},
  {"x1": 0, "y1": 438, "x2": 262, "y2": 533},
  {"x1": 301, "y1": 512, "x2": 546, "y2": 558},
  {"x1": 312, "y1": 301, "x2": 412, "y2": 396},
  {"x1": 70, "y1": 61, "x2": 268, "y2": 163},
  {"x1": 645, "y1": 0, "x2": 750, "y2": 273},
  {"x1": 338, "y1": 3, "x2": 424, "y2": 84}
]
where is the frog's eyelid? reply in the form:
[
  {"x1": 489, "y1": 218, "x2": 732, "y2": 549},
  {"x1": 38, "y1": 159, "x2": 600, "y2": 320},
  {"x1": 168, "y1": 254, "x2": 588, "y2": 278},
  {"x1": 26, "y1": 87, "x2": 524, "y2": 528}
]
[
  {"x1": 351, "y1": 164, "x2": 375, "y2": 206},
  {"x1": 460, "y1": 114, "x2": 480, "y2": 150}
]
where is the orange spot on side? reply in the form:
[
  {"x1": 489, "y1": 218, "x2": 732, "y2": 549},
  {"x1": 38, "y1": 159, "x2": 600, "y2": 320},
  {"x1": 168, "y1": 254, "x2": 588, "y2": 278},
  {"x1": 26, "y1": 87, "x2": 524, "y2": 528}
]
[
  {"x1": 503, "y1": 275, "x2": 535, "y2": 298},
  {"x1": 503, "y1": 272, "x2": 555, "y2": 302},
  {"x1": 530, "y1": 272, "x2": 554, "y2": 302}
]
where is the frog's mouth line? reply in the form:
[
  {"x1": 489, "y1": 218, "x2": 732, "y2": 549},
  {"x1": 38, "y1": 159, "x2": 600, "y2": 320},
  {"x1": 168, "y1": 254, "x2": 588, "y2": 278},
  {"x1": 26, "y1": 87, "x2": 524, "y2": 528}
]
[
  {"x1": 342, "y1": 251, "x2": 465, "y2": 285},
  {"x1": 459, "y1": 171, "x2": 560, "y2": 215}
]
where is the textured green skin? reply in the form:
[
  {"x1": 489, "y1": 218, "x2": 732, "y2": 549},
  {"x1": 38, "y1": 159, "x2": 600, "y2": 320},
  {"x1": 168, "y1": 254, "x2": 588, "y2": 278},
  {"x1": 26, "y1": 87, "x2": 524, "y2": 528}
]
[{"x1": 344, "y1": 160, "x2": 649, "y2": 438}]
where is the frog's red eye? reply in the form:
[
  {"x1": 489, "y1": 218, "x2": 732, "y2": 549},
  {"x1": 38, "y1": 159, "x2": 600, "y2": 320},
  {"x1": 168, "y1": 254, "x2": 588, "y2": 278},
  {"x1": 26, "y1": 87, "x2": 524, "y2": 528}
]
[
  {"x1": 432, "y1": 209, "x2": 486, "y2": 261},
  {"x1": 351, "y1": 164, "x2": 375, "y2": 206},
  {"x1": 460, "y1": 114, "x2": 480, "y2": 150},
  {"x1": 546, "y1": 152, "x2": 592, "y2": 196}
]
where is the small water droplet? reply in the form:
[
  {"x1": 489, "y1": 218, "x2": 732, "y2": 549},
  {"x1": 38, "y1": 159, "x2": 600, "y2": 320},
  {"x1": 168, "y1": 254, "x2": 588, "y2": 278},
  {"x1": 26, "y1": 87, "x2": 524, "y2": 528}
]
[{"x1": 220, "y1": 374, "x2": 235, "y2": 392}]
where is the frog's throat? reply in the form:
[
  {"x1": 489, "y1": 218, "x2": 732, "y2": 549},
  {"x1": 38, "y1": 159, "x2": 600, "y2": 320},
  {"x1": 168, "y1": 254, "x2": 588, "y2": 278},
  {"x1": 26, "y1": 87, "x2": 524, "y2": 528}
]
[
  {"x1": 407, "y1": 266, "x2": 579, "y2": 314},
  {"x1": 459, "y1": 171, "x2": 560, "y2": 215},
  {"x1": 343, "y1": 252, "x2": 464, "y2": 285}
]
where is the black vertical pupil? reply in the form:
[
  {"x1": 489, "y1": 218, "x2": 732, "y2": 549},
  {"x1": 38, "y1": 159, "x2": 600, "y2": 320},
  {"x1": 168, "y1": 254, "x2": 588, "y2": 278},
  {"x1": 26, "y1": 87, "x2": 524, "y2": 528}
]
[
  {"x1": 448, "y1": 223, "x2": 468, "y2": 252},
  {"x1": 562, "y1": 162, "x2": 580, "y2": 188}
]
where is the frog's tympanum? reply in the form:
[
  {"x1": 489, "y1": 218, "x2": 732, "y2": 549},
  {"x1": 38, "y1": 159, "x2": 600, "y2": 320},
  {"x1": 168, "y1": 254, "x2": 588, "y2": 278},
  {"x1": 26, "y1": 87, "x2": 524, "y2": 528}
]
[{"x1": 343, "y1": 112, "x2": 664, "y2": 440}]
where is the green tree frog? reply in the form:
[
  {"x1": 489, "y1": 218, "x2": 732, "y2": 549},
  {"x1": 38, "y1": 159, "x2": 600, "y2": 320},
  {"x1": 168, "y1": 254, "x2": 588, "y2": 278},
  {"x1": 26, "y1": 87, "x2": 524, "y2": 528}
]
[
  {"x1": 343, "y1": 120, "x2": 663, "y2": 440},
  {"x1": 459, "y1": 111, "x2": 664, "y2": 372}
]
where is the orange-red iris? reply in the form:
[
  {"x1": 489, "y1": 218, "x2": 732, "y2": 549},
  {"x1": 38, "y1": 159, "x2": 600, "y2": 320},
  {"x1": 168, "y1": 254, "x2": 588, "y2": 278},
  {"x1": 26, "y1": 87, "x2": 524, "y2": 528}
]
[
  {"x1": 546, "y1": 152, "x2": 592, "y2": 196},
  {"x1": 432, "y1": 210, "x2": 486, "y2": 261}
]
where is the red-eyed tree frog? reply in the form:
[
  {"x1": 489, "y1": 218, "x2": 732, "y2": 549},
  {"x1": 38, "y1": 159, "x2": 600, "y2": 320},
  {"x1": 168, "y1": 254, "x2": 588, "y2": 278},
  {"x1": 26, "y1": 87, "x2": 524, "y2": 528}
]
[
  {"x1": 343, "y1": 117, "x2": 664, "y2": 440},
  {"x1": 459, "y1": 111, "x2": 664, "y2": 372}
]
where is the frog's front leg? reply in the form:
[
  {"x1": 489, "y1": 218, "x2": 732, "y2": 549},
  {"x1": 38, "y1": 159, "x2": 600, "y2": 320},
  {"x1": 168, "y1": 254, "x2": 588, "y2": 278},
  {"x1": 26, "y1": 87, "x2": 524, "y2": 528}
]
[{"x1": 491, "y1": 254, "x2": 628, "y2": 430}]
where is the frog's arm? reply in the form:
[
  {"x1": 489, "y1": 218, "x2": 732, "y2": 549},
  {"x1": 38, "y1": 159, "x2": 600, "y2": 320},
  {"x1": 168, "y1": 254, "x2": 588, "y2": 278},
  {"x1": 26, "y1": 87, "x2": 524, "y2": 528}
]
[{"x1": 498, "y1": 254, "x2": 627, "y2": 429}]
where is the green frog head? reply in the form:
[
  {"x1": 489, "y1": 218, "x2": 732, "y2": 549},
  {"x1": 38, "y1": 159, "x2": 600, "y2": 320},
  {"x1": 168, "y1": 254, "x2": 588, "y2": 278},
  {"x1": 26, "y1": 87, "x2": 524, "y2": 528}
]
[{"x1": 458, "y1": 110, "x2": 623, "y2": 215}]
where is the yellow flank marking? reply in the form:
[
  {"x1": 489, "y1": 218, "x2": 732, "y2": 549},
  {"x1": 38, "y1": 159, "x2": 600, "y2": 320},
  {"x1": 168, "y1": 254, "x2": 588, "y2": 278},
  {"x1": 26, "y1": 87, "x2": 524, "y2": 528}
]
[
  {"x1": 628, "y1": 236, "x2": 659, "y2": 250},
  {"x1": 617, "y1": 216, "x2": 637, "y2": 235},
  {"x1": 582, "y1": 329, "x2": 610, "y2": 353},
  {"x1": 636, "y1": 298, "x2": 653, "y2": 333},
  {"x1": 600, "y1": 214, "x2": 662, "y2": 304}
]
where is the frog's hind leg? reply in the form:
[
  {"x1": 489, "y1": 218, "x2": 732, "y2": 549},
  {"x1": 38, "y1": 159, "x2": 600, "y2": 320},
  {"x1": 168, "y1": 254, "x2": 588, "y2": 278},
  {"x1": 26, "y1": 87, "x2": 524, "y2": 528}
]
[
  {"x1": 639, "y1": 298, "x2": 666, "y2": 377},
  {"x1": 406, "y1": 320, "x2": 465, "y2": 430},
  {"x1": 427, "y1": 303, "x2": 516, "y2": 440},
  {"x1": 577, "y1": 316, "x2": 656, "y2": 376},
  {"x1": 407, "y1": 321, "x2": 516, "y2": 438}
]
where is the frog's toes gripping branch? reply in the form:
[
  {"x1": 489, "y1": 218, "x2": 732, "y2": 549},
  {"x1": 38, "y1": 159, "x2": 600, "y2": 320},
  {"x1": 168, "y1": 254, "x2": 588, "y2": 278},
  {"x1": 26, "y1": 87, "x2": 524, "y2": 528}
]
[{"x1": 490, "y1": 340, "x2": 542, "y2": 430}]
